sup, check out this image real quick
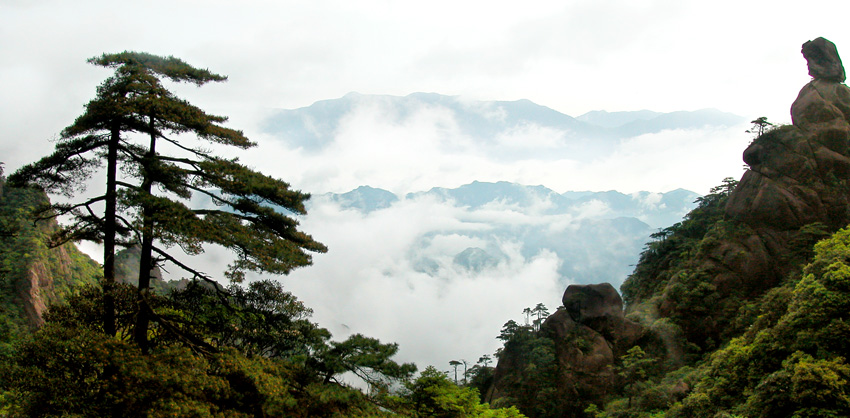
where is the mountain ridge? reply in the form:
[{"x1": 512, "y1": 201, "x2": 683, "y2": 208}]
[
  {"x1": 262, "y1": 92, "x2": 745, "y2": 154},
  {"x1": 320, "y1": 181, "x2": 699, "y2": 230}
]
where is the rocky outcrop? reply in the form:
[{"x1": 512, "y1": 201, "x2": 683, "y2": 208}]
[
  {"x1": 802, "y1": 37, "x2": 846, "y2": 82},
  {"x1": 561, "y1": 283, "x2": 643, "y2": 346},
  {"x1": 729, "y1": 37, "x2": 849, "y2": 228},
  {"x1": 487, "y1": 283, "x2": 644, "y2": 412},
  {"x1": 19, "y1": 242, "x2": 73, "y2": 326},
  {"x1": 548, "y1": 284, "x2": 644, "y2": 390},
  {"x1": 712, "y1": 38, "x2": 850, "y2": 296}
]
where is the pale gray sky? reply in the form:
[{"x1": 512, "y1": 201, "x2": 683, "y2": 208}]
[{"x1": 2, "y1": 0, "x2": 848, "y2": 190}]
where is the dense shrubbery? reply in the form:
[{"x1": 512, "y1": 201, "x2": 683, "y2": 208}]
[
  {"x1": 584, "y1": 179, "x2": 850, "y2": 417},
  {"x1": 491, "y1": 318, "x2": 561, "y2": 417},
  {"x1": 0, "y1": 280, "x2": 396, "y2": 417},
  {"x1": 668, "y1": 226, "x2": 850, "y2": 417},
  {"x1": 0, "y1": 277, "x2": 528, "y2": 417},
  {"x1": 620, "y1": 178, "x2": 737, "y2": 307}
]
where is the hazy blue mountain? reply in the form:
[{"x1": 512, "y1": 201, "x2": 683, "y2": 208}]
[
  {"x1": 576, "y1": 110, "x2": 662, "y2": 129},
  {"x1": 314, "y1": 181, "x2": 701, "y2": 287},
  {"x1": 261, "y1": 93, "x2": 744, "y2": 158},
  {"x1": 566, "y1": 188, "x2": 699, "y2": 228},
  {"x1": 561, "y1": 191, "x2": 597, "y2": 200},
  {"x1": 326, "y1": 185, "x2": 399, "y2": 213},
  {"x1": 453, "y1": 247, "x2": 501, "y2": 272},
  {"x1": 262, "y1": 92, "x2": 606, "y2": 152},
  {"x1": 326, "y1": 181, "x2": 699, "y2": 229},
  {"x1": 401, "y1": 93, "x2": 600, "y2": 139},
  {"x1": 613, "y1": 108, "x2": 745, "y2": 137},
  {"x1": 406, "y1": 181, "x2": 571, "y2": 212}
]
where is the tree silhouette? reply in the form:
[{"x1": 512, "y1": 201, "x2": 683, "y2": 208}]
[
  {"x1": 449, "y1": 360, "x2": 463, "y2": 384},
  {"x1": 746, "y1": 116, "x2": 773, "y2": 139}
]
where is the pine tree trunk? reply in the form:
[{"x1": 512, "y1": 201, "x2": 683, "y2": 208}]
[
  {"x1": 134, "y1": 118, "x2": 156, "y2": 353},
  {"x1": 102, "y1": 126, "x2": 119, "y2": 337}
]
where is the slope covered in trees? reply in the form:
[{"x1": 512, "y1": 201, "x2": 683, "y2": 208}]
[
  {"x1": 483, "y1": 145, "x2": 849, "y2": 417},
  {"x1": 482, "y1": 37, "x2": 850, "y2": 418},
  {"x1": 0, "y1": 172, "x2": 101, "y2": 353}
]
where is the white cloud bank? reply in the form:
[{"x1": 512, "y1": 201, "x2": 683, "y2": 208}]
[
  {"x1": 277, "y1": 195, "x2": 569, "y2": 374},
  {"x1": 247, "y1": 97, "x2": 749, "y2": 196}
]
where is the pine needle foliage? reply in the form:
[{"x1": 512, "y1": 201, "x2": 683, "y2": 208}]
[{"x1": 9, "y1": 51, "x2": 326, "y2": 346}]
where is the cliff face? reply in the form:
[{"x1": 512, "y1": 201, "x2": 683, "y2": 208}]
[
  {"x1": 0, "y1": 179, "x2": 100, "y2": 329},
  {"x1": 21, "y1": 244, "x2": 76, "y2": 325}
]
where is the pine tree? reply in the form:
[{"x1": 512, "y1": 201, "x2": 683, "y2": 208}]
[{"x1": 10, "y1": 52, "x2": 327, "y2": 350}]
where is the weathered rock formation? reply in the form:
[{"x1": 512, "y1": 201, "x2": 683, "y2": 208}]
[
  {"x1": 487, "y1": 283, "x2": 644, "y2": 411},
  {"x1": 561, "y1": 283, "x2": 643, "y2": 346},
  {"x1": 20, "y1": 243, "x2": 81, "y2": 326},
  {"x1": 802, "y1": 37, "x2": 846, "y2": 82},
  {"x1": 732, "y1": 38, "x2": 850, "y2": 229},
  {"x1": 710, "y1": 38, "x2": 850, "y2": 296}
]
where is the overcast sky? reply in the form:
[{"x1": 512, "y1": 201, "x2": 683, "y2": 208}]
[
  {"x1": 3, "y1": 0, "x2": 849, "y2": 191},
  {"x1": 3, "y1": 0, "x2": 850, "y2": 376}
]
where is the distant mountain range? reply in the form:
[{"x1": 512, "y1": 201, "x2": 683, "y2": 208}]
[
  {"x1": 254, "y1": 93, "x2": 737, "y2": 287},
  {"x1": 262, "y1": 92, "x2": 745, "y2": 159},
  {"x1": 325, "y1": 181, "x2": 697, "y2": 230},
  {"x1": 315, "y1": 181, "x2": 700, "y2": 287}
]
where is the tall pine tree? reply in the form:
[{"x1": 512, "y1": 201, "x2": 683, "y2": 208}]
[{"x1": 10, "y1": 52, "x2": 327, "y2": 350}]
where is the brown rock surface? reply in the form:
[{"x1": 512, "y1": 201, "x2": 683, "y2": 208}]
[
  {"x1": 803, "y1": 37, "x2": 846, "y2": 82},
  {"x1": 487, "y1": 284, "x2": 644, "y2": 413},
  {"x1": 731, "y1": 66, "x2": 850, "y2": 233},
  {"x1": 726, "y1": 37, "x2": 850, "y2": 257},
  {"x1": 562, "y1": 283, "x2": 643, "y2": 345},
  {"x1": 0, "y1": 180, "x2": 101, "y2": 328},
  {"x1": 563, "y1": 283, "x2": 623, "y2": 323}
]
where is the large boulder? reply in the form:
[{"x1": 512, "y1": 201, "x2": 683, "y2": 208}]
[
  {"x1": 563, "y1": 283, "x2": 623, "y2": 323},
  {"x1": 562, "y1": 283, "x2": 642, "y2": 344},
  {"x1": 802, "y1": 37, "x2": 846, "y2": 82},
  {"x1": 486, "y1": 283, "x2": 644, "y2": 415}
]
